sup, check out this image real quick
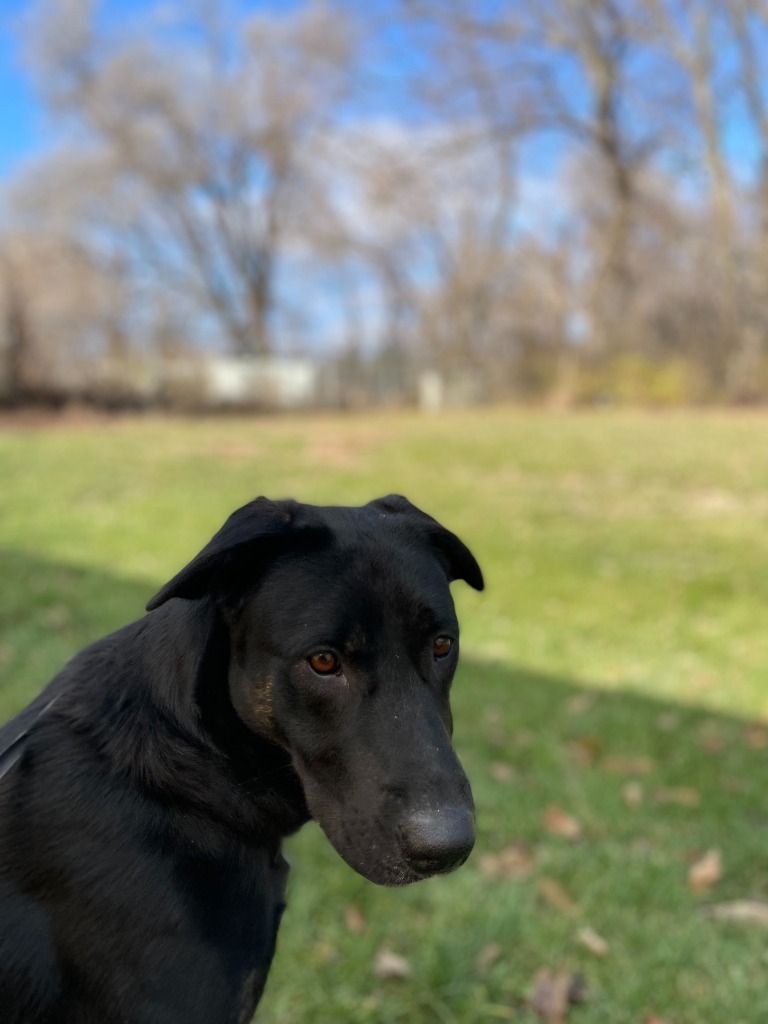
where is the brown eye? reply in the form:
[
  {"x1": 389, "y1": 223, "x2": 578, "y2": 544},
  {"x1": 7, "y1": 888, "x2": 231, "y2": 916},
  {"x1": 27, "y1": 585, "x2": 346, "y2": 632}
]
[
  {"x1": 308, "y1": 651, "x2": 340, "y2": 676},
  {"x1": 433, "y1": 636, "x2": 454, "y2": 659}
]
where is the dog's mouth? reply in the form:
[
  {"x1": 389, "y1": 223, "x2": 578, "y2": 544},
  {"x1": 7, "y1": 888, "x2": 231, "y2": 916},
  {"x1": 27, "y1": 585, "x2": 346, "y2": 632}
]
[
  {"x1": 290, "y1": 750, "x2": 475, "y2": 886},
  {"x1": 311, "y1": 805, "x2": 476, "y2": 887},
  {"x1": 333, "y1": 835, "x2": 474, "y2": 887}
]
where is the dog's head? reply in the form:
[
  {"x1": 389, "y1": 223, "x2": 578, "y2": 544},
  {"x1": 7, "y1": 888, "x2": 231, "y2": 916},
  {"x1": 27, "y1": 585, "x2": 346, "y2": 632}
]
[{"x1": 147, "y1": 495, "x2": 483, "y2": 886}]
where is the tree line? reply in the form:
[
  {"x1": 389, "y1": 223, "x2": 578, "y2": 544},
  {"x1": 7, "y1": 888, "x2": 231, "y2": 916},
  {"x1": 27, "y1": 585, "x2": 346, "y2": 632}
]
[{"x1": 2, "y1": 0, "x2": 768, "y2": 407}]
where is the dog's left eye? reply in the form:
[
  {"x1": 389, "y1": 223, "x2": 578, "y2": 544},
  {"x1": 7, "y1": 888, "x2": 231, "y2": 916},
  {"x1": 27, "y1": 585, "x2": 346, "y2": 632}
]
[
  {"x1": 433, "y1": 636, "x2": 454, "y2": 659},
  {"x1": 308, "y1": 651, "x2": 340, "y2": 676}
]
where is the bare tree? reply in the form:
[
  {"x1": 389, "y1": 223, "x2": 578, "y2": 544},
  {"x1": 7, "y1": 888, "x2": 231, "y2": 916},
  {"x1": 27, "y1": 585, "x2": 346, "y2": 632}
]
[
  {"x1": 0, "y1": 225, "x2": 134, "y2": 402},
  {"x1": 393, "y1": 0, "x2": 685, "y2": 394},
  {"x1": 729, "y1": 0, "x2": 768, "y2": 399},
  {"x1": 648, "y1": 0, "x2": 749, "y2": 394},
  {"x1": 0, "y1": 262, "x2": 32, "y2": 404},
  {"x1": 21, "y1": 0, "x2": 354, "y2": 358},
  {"x1": 6, "y1": 0, "x2": 768, "y2": 407}
]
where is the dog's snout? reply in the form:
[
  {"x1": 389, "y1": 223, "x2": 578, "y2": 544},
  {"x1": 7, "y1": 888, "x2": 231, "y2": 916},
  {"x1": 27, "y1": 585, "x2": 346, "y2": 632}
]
[{"x1": 400, "y1": 806, "x2": 475, "y2": 875}]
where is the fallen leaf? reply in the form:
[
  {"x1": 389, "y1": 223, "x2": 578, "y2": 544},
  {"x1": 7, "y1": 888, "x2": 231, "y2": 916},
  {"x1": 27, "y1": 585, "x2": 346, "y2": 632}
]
[
  {"x1": 689, "y1": 849, "x2": 722, "y2": 893},
  {"x1": 622, "y1": 781, "x2": 644, "y2": 809},
  {"x1": 544, "y1": 806, "x2": 582, "y2": 840},
  {"x1": 568, "y1": 737, "x2": 601, "y2": 767},
  {"x1": 644, "y1": 1017, "x2": 669, "y2": 1024},
  {"x1": 373, "y1": 948, "x2": 412, "y2": 980},
  {"x1": 702, "y1": 900, "x2": 768, "y2": 925},
  {"x1": 42, "y1": 605, "x2": 71, "y2": 629},
  {"x1": 654, "y1": 786, "x2": 701, "y2": 808},
  {"x1": 576, "y1": 926, "x2": 609, "y2": 957},
  {"x1": 723, "y1": 777, "x2": 747, "y2": 794},
  {"x1": 490, "y1": 761, "x2": 517, "y2": 782},
  {"x1": 655, "y1": 711, "x2": 680, "y2": 732},
  {"x1": 530, "y1": 970, "x2": 586, "y2": 1023},
  {"x1": 479, "y1": 843, "x2": 535, "y2": 880},
  {"x1": 537, "y1": 876, "x2": 579, "y2": 916},
  {"x1": 474, "y1": 942, "x2": 503, "y2": 977},
  {"x1": 530, "y1": 971, "x2": 570, "y2": 1023},
  {"x1": 744, "y1": 726, "x2": 768, "y2": 750},
  {"x1": 698, "y1": 724, "x2": 725, "y2": 754},
  {"x1": 343, "y1": 904, "x2": 368, "y2": 934},
  {"x1": 312, "y1": 940, "x2": 337, "y2": 965},
  {"x1": 566, "y1": 693, "x2": 596, "y2": 715},
  {"x1": 601, "y1": 754, "x2": 655, "y2": 775}
]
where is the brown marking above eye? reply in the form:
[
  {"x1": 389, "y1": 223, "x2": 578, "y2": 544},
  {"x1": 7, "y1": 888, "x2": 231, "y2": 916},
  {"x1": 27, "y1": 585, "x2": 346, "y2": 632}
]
[
  {"x1": 308, "y1": 651, "x2": 340, "y2": 676},
  {"x1": 433, "y1": 636, "x2": 454, "y2": 659}
]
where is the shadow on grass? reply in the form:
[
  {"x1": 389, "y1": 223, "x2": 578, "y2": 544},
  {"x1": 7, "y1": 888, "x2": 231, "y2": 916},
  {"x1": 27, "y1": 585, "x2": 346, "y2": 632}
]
[
  {"x1": 274, "y1": 657, "x2": 768, "y2": 1024},
  {"x1": 0, "y1": 547, "x2": 154, "y2": 719},
  {"x1": 453, "y1": 655, "x2": 768, "y2": 886},
  {"x1": 2, "y1": 548, "x2": 768, "y2": 1021},
  {"x1": 275, "y1": 661, "x2": 768, "y2": 1023},
  {"x1": 2, "y1": 545, "x2": 765, "y2": 834}
]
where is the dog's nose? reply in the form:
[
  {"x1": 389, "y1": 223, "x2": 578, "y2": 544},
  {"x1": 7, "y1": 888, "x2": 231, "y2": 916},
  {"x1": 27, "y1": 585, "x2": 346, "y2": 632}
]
[{"x1": 400, "y1": 806, "x2": 475, "y2": 875}]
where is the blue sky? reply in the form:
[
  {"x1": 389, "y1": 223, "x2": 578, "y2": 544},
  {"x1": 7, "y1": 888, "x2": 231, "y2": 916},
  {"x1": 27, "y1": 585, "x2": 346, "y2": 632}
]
[
  {"x1": 0, "y1": 0, "x2": 315, "y2": 179},
  {"x1": 0, "y1": 1, "x2": 762, "y2": 197},
  {"x1": 2, "y1": 0, "x2": 764, "y2": 360},
  {"x1": 0, "y1": 0, "x2": 43, "y2": 178}
]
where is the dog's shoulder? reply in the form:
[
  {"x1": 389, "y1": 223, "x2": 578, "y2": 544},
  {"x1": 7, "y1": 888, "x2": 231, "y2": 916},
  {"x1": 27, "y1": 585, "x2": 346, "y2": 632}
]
[{"x1": 0, "y1": 875, "x2": 61, "y2": 1023}]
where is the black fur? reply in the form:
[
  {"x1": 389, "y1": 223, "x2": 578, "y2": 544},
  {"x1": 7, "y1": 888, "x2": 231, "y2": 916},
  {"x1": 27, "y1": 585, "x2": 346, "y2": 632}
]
[{"x1": 0, "y1": 495, "x2": 483, "y2": 1023}]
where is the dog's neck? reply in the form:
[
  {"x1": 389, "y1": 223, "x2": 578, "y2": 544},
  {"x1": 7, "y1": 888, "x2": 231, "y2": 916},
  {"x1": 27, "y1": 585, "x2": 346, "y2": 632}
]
[{"x1": 61, "y1": 598, "x2": 310, "y2": 852}]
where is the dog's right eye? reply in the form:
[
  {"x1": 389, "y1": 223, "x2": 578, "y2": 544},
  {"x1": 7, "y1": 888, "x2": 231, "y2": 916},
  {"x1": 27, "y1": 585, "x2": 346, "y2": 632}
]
[
  {"x1": 433, "y1": 636, "x2": 454, "y2": 659},
  {"x1": 308, "y1": 651, "x2": 340, "y2": 676}
]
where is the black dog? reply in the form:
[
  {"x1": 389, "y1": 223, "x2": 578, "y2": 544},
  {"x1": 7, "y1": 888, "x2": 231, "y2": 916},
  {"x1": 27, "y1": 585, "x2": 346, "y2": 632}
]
[{"x1": 0, "y1": 494, "x2": 483, "y2": 1024}]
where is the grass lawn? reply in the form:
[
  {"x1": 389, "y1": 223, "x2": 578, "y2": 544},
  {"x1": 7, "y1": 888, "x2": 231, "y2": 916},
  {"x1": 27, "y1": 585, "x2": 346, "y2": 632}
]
[{"x1": 1, "y1": 408, "x2": 768, "y2": 1022}]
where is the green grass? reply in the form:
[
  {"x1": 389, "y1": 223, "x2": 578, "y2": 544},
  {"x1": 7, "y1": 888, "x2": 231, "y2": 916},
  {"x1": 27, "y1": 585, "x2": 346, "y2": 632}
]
[{"x1": 2, "y1": 409, "x2": 768, "y2": 1022}]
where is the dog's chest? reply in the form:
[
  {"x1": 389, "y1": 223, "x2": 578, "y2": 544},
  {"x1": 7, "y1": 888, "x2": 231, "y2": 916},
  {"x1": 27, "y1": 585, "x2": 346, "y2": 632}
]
[
  {"x1": 235, "y1": 966, "x2": 272, "y2": 1024},
  {"x1": 180, "y1": 843, "x2": 290, "y2": 1018}
]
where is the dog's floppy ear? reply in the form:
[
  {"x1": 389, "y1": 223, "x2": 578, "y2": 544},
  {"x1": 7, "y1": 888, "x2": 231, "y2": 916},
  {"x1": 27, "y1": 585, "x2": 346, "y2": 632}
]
[
  {"x1": 147, "y1": 496, "x2": 307, "y2": 610},
  {"x1": 368, "y1": 494, "x2": 484, "y2": 591}
]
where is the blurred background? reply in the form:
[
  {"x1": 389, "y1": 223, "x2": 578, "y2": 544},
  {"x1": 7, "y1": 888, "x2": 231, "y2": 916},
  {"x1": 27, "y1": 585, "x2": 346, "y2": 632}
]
[
  {"x1": 2, "y1": 3, "x2": 768, "y2": 1023},
  {"x1": 3, "y1": 0, "x2": 768, "y2": 409}
]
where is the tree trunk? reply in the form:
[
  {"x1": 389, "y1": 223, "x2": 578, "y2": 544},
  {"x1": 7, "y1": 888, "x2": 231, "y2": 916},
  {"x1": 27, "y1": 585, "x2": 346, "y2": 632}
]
[{"x1": 2, "y1": 276, "x2": 31, "y2": 405}]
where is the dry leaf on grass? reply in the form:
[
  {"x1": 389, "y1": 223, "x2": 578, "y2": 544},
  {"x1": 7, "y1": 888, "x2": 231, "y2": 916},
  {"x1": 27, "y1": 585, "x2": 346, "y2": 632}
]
[
  {"x1": 544, "y1": 806, "x2": 582, "y2": 840},
  {"x1": 622, "y1": 781, "x2": 644, "y2": 809},
  {"x1": 655, "y1": 711, "x2": 680, "y2": 732},
  {"x1": 479, "y1": 843, "x2": 535, "y2": 880},
  {"x1": 723, "y1": 777, "x2": 747, "y2": 794},
  {"x1": 698, "y1": 725, "x2": 725, "y2": 754},
  {"x1": 688, "y1": 849, "x2": 722, "y2": 892},
  {"x1": 343, "y1": 904, "x2": 368, "y2": 934},
  {"x1": 373, "y1": 948, "x2": 412, "y2": 980},
  {"x1": 654, "y1": 786, "x2": 701, "y2": 808},
  {"x1": 530, "y1": 971, "x2": 570, "y2": 1023},
  {"x1": 744, "y1": 726, "x2": 768, "y2": 749},
  {"x1": 312, "y1": 940, "x2": 338, "y2": 965},
  {"x1": 568, "y1": 737, "x2": 601, "y2": 766},
  {"x1": 490, "y1": 761, "x2": 517, "y2": 782},
  {"x1": 42, "y1": 605, "x2": 71, "y2": 629},
  {"x1": 537, "y1": 877, "x2": 579, "y2": 916},
  {"x1": 566, "y1": 694, "x2": 596, "y2": 715},
  {"x1": 601, "y1": 754, "x2": 655, "y2": 775},
  {"x1": 474, "y1": 942, "x2": 503, "y2": 977},
  {"x1": 702, "y1": 900, "x2": 768, "y2": 925},
  {"x1": 529, "y1": 970, "x2": 587, "y2": 1023},
  {"x1": 576, "y1": 926, "x2": 609, "y2": 957}
]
